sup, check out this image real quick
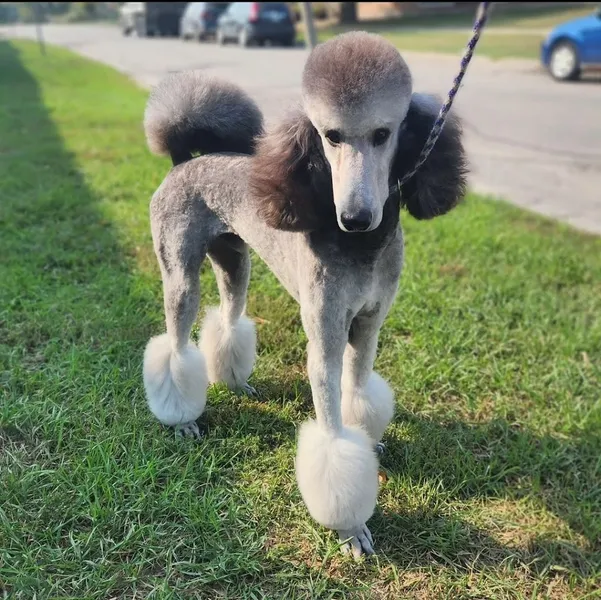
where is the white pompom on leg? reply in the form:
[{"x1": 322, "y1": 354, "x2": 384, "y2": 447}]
[
  {"x1": 198, "y1": 307, "x2": 256, "y2": 391},
  {"x1": 342, "y1": 371, "x2": 395, "y2": 443},
  {"x1": 143, "y1": 333, "x2": 208, "y2": 427},
  {"x1": 295, "y1": 419, "x2": 379, "y2": 533}
]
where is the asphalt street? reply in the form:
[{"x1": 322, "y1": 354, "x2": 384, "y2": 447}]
[{"x1": 2, "y1": 23, "x2": 600, "y2": 234}]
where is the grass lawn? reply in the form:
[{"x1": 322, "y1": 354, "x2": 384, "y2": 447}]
[
  {"x1": 311, "y1": 4, "x2": 596, "y2": 61},
  {"x1": 1, "y1": 39, "x2": 601, "y2": 599},
  {"x1": 321, "y1": 30, "x2": 545, "y2": 61}
]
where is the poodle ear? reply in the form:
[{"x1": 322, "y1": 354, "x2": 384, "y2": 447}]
[
  {"x1": 249, "y1": 108, "x2": 334, "y2": 231},
  {"x1": 393, "y1": 93, "x2": 469, "y2": 220}
]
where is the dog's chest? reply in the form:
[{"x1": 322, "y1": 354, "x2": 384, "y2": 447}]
[{"x1": 308, "y1": 226, "x2": 404, "y2": 314}]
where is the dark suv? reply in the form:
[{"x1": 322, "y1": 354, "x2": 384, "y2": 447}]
[{"x1": 216, "y1": 2, "x2": 296, "y2": 47}]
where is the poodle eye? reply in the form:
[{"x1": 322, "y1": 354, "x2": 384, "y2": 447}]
[
  {"x1": 373, "y1": 128, "x2": 391, "y2": 146},
  {"x1": 325, "y1": 130, "x2": 342, "y2": 146}
]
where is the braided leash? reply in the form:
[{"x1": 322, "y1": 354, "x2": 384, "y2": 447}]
[{"x1": 398, "y1": 1, "x2": 491, "y2": 188}]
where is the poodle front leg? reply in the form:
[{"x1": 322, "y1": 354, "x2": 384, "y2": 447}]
[
  {"x1": 295, "y1": 298, "x2": 379, "y2": 559},
  {"x1": 342, "y1": 311, "x2": 395, "y2": 452}
]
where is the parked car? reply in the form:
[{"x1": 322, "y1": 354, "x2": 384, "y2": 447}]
[
  {"x1": 120, "y1": 2, "x2": 188, "y2": 37},
  {"x1": 216, "y1": 2, "x2": 296, "y2": 47},
  {"x1": 180, "y1": 2, "x2": 231, "y2": 41},
  {"x1": 540, "y1": 6, "x2": 601, "y2": 81}
]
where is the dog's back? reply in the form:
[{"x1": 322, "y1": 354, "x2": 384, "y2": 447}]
[{"x1": 143, "y1": 71, "x2": 264, "y2": 166}]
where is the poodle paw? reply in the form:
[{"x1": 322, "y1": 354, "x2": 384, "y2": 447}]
[
  {"x1": 175, "y1": 420, "x2": 202, "y2": 440},
  {"x1": 235, "y1": 383, "x2": 259, "y2": 398},
  {"x1": 338, "y1": 523, "x2": 375, "y2": 559},
  {"x1": 237, "y1": 383, "x2": 258, "y2": 398},
  {"x1": 375, "y1": 442, "x2": 386, "y2": 456}
]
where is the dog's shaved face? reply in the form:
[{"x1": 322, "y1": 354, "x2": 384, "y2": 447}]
[{"x1": 302, "y1": 32, "x2": 413, "y2": 233}]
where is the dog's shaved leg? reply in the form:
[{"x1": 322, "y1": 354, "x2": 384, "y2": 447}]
[
  {"x1": 295, "y1": 288, "x2": 379, "y2": 559},
  {"x1": 341, "y1": 311, "x2": 395, "y2": 447},
  {"x1": 199, "y1": 234, "x2": 257, "y2": 394},
  {"x1": 301, "y1": 294, "x2": 347, "y2": 434},
  {"x1": 143, "y1": 214, "x2": 208, "y2": 439},
  {"x1": 164, "y1": 261, "x2": 203, "y2": 351}
]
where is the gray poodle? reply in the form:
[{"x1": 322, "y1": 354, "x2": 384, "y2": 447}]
[{"x1": 141, "y1": 31, "x2": 468, "y2": 558}]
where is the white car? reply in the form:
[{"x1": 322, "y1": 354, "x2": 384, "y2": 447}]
[{"x1": 120, "y1": 2, "x2": 188, "y2": 38}]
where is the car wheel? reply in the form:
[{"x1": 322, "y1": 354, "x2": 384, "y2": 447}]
[
  {"x1": 549, "y1": 41, "x2": 580, "y2": 81},
  {"x1": 238, "y1": 27, "x2": 250, "y2": 48}
]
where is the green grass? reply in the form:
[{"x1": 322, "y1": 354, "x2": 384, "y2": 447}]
[
  {"x1": 327, "y1": 30, "x2": 545, "y2": 61},
  {"x1": 1, "y1": 40, "x2": 601, "y2": 599},
  {"x1": 312, "y1": 4, "x2": 597, "y2": 60}
]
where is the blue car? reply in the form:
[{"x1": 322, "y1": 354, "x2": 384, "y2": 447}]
[{"x1": 540, "y1": 6, "x2": 601, "y2": 81}]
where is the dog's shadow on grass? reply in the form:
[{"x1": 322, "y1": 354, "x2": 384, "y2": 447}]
[
  {"x1": 198, "y1": 373, "x2": 312, "y2": 447},
  {"x1": 209, "y1": 376, "x2": 600, "y2": 581}
]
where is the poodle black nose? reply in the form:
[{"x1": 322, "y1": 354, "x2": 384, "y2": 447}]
[{"x1": 340, "y1": 209, "x2": 372, "y2": 232}]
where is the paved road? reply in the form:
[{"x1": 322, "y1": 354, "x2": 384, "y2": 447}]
[{"x1": 2, "y1": 24, "x2": 600, "y2": 235}]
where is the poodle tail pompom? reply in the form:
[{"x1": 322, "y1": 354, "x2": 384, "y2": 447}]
[{"x1": 144, "y1": 71, "x2": 264, "y2": 165}]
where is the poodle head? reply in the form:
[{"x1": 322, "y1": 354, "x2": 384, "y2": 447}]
[
  {"x1": 251, "y1": 32, "x2": 468, "y2": 233},
  {"x1": 302, "y1": 31, "x2": 412, "y2": 233}
]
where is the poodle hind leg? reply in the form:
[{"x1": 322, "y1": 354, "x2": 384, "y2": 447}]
[
  {"x1": 199, "y1": 233, "x2": 257, "y2": 395},
  {"x1": 143, "y1": 214, "x2": 209, "y2": 439}
]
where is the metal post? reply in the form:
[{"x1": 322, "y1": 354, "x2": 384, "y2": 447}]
[
  {"x1": 35, "y1": 3, "x2": 46, "y2": 55},
  {"x1": 300, "y1": 2, "x2": 317, "y2": 50}
]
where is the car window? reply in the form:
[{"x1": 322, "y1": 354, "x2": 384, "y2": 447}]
[
  {"x1": 223, "y1": 3, "x2": 236, "y2": 17},
  {"x1": 206, "y1": 2, "x2": 230, "y2": 12},
  {"x1": 258, "y1": 3, "x2": 291, "y2": 22},
  {"x1": 124, "y1": 2, "x2": 144, "y2": 11},
  {"x1": 232, "y1": 2, "x2": 252, "y2": 18},
  {"x1": 185, "y1": 3, "x2": 203, "y2": 19},
  {"x1": 259, "y1": 3, "x2": 289, "y2": 15}
]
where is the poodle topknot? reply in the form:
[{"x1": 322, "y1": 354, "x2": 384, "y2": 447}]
[{"x1": 302, "y1": 31, "x2": 413, "y2": 107}]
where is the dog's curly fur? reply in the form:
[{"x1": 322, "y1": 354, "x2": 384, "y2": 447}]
[
  {"x1": 141, "y1": 31, "x2": 468, "y2": 559},
  {"x1": 250, "y1": 108, "x2": 335, "y2": 231}
]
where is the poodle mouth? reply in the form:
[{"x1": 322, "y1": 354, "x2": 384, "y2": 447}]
[{"x1": 338, "y1": 226, "x2": 376, "y2": 235}]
